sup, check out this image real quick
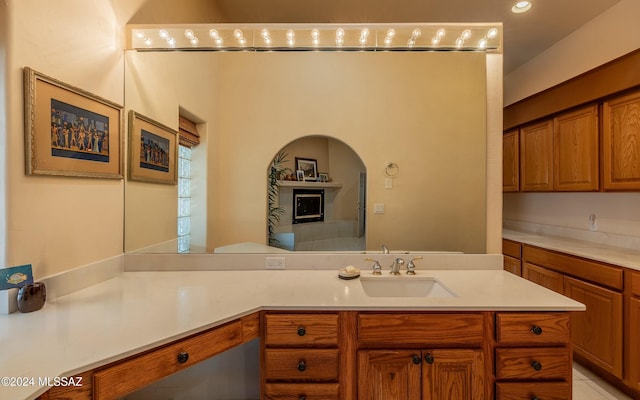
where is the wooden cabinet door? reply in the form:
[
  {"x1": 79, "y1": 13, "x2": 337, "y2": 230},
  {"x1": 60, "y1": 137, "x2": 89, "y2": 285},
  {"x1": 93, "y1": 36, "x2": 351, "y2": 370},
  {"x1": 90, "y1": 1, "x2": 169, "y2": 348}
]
[
  {"x1": 520, "y1": 120, "x2": 554, "y2": 191},
  {"x1": 522, "y1": 262, "x2": 564, "y2": 293},
  {"x1": 630, "y1": 297, "x2": 640, "y2": 391},
  {"x1": 603, "y1": 91, "x2": 640, "y2": 190},
  {"x1": 503, "y1": 130, "x2": 520, "y2": 192},
  {"x1": 357, "y1": 350, "x2": 421, "y2": 400},
  {"x1": 422, "y1": 349, "x2": 485, "y2": 400},
  {"x1": 563, "y1": 276, "x2": 623, "y2": 378},
  {"x1": 554, "y1": 105, "x2": 599, "y2": 191}
]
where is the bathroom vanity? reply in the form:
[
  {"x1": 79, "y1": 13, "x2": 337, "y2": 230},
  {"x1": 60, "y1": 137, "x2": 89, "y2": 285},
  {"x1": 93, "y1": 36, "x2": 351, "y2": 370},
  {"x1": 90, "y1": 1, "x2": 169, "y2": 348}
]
[{"x1": 1, "y1": 260, "x2": 584, "y2": 400}]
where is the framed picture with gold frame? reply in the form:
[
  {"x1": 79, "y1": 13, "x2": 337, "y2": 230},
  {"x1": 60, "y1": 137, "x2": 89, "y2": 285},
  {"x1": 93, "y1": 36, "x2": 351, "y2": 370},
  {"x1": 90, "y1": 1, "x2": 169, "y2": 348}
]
[
  {"x1": 128, "y1": 110, "x2": 178, "y2": 184},
  {"x1": 23, "y1": 67, "x2": 124, "y2": 178}
]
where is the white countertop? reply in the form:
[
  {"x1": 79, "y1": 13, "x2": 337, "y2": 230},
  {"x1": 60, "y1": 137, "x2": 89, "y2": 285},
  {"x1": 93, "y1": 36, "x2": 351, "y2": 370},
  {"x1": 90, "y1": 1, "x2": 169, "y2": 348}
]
[
  {"x1": 503, "y1": 229, "x2": 640, "y2": 271},
  {"x1": 0, "y1": 268, "x2": 584, "y2": 400}
]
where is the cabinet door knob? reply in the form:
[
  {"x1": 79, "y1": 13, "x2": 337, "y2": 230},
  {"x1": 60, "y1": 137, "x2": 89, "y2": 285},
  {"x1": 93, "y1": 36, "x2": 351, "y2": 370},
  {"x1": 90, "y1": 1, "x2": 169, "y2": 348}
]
[
  {"x1": 412, "y1": 354, "x2": 422, "y2": 365},
  {"x1": 424, "y1": 353, "x2": 435, "y2": 364},
  {"x1": 531, "y1": 361, "x2": 542, "y2": 371},
  {"x1": 531, "y1": 396, "x2": 540, "y2": 400},
  {"x1": 298, "y1": 396, "x2": 306, "y2": 400},
  {"x1": 297, "y1": 326, "x2": 306, "y2": 336},
  {"x1": 531, "y1": 325, "x2": 543, "y2": 335},
  {"x1": 297, "y1": 359, "x2": 307, "y2": 372},
  {"x1": 177, "y1": 352, "x2": 189, "y2": 364}
]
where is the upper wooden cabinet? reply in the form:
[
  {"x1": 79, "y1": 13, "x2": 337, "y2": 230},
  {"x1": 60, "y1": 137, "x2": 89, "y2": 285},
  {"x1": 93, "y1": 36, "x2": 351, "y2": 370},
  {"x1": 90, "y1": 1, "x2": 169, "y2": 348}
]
[
  {"x1": 603, "y1": 90, "x2": 640, "y2": 190},
  {"x1": 503, "y1": 130, "x2": 519, "y2": 192},
  {"x1": 513, "y1": 104, "x2": 600, "y2": 193},
  {"x1": 554, "y1": 105, "x2": 599, "y2": 191},
  {"x1": 520, "y1": 120, "x2": 554, "y2": 191}
]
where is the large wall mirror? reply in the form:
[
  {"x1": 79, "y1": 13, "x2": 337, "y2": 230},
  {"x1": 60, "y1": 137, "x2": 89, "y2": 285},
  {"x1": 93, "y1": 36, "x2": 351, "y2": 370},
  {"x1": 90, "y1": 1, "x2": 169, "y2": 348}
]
[{"x1": 124, "y1": 50, "x2": 488, "y2": 254}]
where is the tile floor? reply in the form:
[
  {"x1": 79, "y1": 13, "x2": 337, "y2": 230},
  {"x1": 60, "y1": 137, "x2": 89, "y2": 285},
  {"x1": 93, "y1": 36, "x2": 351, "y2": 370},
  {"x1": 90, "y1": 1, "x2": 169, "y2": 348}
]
[{"x1": 573, "y1": 363, "x2": 633, "y2": 399}]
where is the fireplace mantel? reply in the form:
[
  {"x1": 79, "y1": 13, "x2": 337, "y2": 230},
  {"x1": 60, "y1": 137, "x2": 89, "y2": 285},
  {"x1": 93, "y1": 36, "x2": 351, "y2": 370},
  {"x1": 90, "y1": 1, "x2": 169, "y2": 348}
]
[{"x1": 278, "y1": 181, "x2": 342, "y2": 189}]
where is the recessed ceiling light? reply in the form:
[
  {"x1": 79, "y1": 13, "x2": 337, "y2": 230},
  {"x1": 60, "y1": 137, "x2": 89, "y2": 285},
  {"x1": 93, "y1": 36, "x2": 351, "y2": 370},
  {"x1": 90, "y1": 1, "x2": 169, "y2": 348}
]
[{"x1": 512, "y1": 1, "x2": 532, "y2": 13}]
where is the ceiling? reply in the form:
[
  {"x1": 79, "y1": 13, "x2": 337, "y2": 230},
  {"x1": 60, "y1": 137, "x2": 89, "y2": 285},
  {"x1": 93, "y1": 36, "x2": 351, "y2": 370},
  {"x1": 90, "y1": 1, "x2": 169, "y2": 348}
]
[{"x1": 204, "y1": 0, "x2": 621, "y2": 74}]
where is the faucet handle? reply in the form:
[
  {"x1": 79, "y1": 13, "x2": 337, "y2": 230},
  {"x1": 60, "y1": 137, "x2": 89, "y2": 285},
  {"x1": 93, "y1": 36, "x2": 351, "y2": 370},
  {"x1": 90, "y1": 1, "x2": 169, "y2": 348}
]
[
  {"x1": 406, "y1": 256, "x2": 423, "y2": 275},
  {"x1": 364, "y1": 258, "x2": 382, "y2": 275}
]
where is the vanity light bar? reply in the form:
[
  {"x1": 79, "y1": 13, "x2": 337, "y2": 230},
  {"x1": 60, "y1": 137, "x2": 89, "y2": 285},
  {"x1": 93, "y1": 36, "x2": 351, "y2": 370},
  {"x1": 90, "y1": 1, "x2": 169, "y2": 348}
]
[{"x1": 128, "y1": 23, "x2": 502, "y2": 52}]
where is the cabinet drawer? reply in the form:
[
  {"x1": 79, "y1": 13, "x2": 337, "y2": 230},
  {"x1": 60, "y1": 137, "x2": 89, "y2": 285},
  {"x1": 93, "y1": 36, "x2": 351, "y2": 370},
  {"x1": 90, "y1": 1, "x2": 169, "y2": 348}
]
[
  {"x1": 503, "y1": 255, "x2": 521, "y2": 276},
  {"x1": 358, "y1": 313, "x2": 484, "y2": 346},
  {"x1": 496, "y1": 313, "x2": 570, "y2": 345},
  {"x1": 264, "y1": 383, "x2": 339, "y2": 400},
  {"x1": 495, "y1": 348, "x2": 571, "y2": 380},
  {"x1": 264, "y1": 349, "x2": 339, "y2": 381},
  {"x1": 503, "y1": 239, "x2": 522, "y2": 259},
  {"x1": 93, "y1": 320, "x2": 243, "y2": 400},
  {"x1": 496, "y1": 382, "x2": 570, "y2": 400},
  {"x1": 265, "y1": 313, "x2": 338, "y2": 347},
  {"x1": 523, "y1": 245, "x2": 623, "y2": 290}
]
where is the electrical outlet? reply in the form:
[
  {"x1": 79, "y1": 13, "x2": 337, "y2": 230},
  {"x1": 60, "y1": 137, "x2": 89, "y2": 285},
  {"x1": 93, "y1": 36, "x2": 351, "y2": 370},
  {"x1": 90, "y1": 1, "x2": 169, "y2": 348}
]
[
  {"x1": 589, "y1": 214, "x2": 597, "y2": 231},
  {"x1": 374, "y1": 203, "x2": 385, "y2": 214},
  {"x1": 265, "y1": 256, "x2": 286, "y2": 269}
]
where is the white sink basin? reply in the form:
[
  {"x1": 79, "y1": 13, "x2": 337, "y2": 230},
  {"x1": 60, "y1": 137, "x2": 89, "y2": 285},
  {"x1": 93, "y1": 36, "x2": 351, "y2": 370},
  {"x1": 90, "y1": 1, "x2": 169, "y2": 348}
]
[{"x1": 359, "y1": 276, "x2": 457, "y2": 298}]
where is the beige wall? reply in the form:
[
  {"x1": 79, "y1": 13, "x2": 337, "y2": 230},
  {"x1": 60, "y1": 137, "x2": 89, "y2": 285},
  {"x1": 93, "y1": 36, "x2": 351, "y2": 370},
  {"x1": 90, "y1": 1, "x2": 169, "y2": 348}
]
[
  {"x1": 217, "y1": 51, "x2": 488, "y2": 253},
  {"x1": 503, "y1": 0, "x2": 640, "y2": 241},
  {"x1": 504, "y1": 0, "x2": 640, "y2": 106},
  {"x1": 4, "y1": 0, "x2": 127, "y2": 277}
]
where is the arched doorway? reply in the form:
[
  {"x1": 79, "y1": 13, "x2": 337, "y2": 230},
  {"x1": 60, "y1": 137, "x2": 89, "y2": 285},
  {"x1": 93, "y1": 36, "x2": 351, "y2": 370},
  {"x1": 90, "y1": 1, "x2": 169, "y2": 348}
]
[{"x1": 267, "y1": 135, "x2": 366, "y2": 251}]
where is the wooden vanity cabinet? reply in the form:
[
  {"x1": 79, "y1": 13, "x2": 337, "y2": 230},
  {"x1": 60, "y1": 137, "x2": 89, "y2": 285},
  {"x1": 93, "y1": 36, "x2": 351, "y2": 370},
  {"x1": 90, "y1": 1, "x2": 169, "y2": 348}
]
[
  {"x1": 37, "y1": 313, "x2": 260, "y2": 400},
  {"x1": 356, "y1": 313, "x2": 486, "y2": 400},
  {"x1": 262, "y1": 312, "x2": 342, "y2": 400},
  {"x1": 628, "y1": 270, "x2": 640, "y2": 392},
  {"x1": 603, "y1": 90, "x2": 640, "y2": 190},
  {"x1": 494, "y1": 312, "x2": 572, "y2": 400},
  {"x1": 522, "y1": 245, "x2": 624, "y2": 380}
]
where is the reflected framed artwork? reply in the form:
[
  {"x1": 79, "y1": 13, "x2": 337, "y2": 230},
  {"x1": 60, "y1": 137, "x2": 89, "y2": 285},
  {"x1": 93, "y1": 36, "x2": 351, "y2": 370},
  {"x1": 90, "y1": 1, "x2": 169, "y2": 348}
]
[
  {"x1": 295, "y1": 157, "x2": 318, "y2": 181},
  {"x1": 23, "y1": 67, "x2": 123, "y2": 178},
  {"x1": 128, "y1": 110, "x2": 178, "y2": 184}
]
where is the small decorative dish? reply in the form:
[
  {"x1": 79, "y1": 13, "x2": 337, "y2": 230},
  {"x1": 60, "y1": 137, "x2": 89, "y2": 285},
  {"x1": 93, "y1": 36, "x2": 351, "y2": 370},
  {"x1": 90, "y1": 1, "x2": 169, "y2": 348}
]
[{"x1": 338, "y1": 266, "x2": 361, "y2": 280}]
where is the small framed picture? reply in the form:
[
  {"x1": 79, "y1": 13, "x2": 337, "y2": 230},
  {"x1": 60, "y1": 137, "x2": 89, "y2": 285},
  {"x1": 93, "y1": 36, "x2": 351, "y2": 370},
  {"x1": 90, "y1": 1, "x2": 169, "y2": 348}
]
[
  {"x1": 296, "y1": 170, "x2": 305, "y2": 181},
  {"x1": 295, "y1": 157, "x2": 318, "y2": 181},
  {"x1": 128, "y1": 110, "x2": 178, "y2": 184},
  {"x1": 318, "y1": 173, "x2": 329, "y2": 182}
]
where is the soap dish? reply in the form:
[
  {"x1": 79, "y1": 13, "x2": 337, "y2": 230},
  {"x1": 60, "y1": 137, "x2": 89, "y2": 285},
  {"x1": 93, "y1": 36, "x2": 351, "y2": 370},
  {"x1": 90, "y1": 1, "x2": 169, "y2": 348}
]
[{"x1": 338, "y1": 267, "x2": 361, "y2": 280}]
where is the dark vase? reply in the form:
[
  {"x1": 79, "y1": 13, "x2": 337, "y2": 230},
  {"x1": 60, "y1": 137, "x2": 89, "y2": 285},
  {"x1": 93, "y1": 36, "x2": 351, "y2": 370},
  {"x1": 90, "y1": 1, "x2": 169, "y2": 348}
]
[{"x1": 17, "y1": 282, "x2": 46, "y2": 313}]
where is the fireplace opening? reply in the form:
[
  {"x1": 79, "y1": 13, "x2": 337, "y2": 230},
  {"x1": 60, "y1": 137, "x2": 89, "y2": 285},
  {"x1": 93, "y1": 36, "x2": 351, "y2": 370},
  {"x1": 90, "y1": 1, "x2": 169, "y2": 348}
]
[{"x1": 293, "y1": 189, "x2": 324, "y2": 224}]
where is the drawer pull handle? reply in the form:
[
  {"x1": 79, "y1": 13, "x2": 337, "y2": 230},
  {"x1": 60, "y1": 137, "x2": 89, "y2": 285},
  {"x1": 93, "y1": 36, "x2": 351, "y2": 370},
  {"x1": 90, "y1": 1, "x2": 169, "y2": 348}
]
[
  {"x1": 412, "y1": 354, "x2": 422, "y2": 365},
  {"x1": 424, "y1": 353, "x2": 435, "y2": 364},
  {"x1": 298, "y1": 396, "x2": 306, "y2": 400},
  {"x1": 177, "y1": 352, "x2": 189, "y2": 364},
  {"x1": 531, "y1": 397, "x2": 540, "y2": 400},
  {"x1": 297, "y1": 327, "x2": 306, "y2": 336},
  {"x1": 297, "y1": 359, "x2": 307, "y2": 372},
  {"x1": 531, "y1": 325, "x2": 543, "y2": 335},
  {"x1": 531, "y1": 361, "x2": 542, "y2": 371}
]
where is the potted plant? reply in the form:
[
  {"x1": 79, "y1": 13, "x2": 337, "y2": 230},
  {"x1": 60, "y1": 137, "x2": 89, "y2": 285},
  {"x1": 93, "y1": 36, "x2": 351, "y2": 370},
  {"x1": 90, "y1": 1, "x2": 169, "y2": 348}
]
[{"x1": 267, "y1": 150, "x2": 292, "y2": 247}]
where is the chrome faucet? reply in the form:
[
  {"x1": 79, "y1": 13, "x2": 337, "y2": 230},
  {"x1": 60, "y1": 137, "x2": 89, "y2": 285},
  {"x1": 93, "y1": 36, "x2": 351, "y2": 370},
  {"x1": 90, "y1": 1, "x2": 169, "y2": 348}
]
[
  {"x1": 390, "y1": 257, "x2": 405, "y2": 275},
  {"x1": 406, "y1": 257, "x2": 423, "y2": 275},
  {"x1": 381, "y1": 244, "x2": 389, "y2": 254},
  {"x1": 365, "y1": 258, "x2": 383, "y2": 275}
]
